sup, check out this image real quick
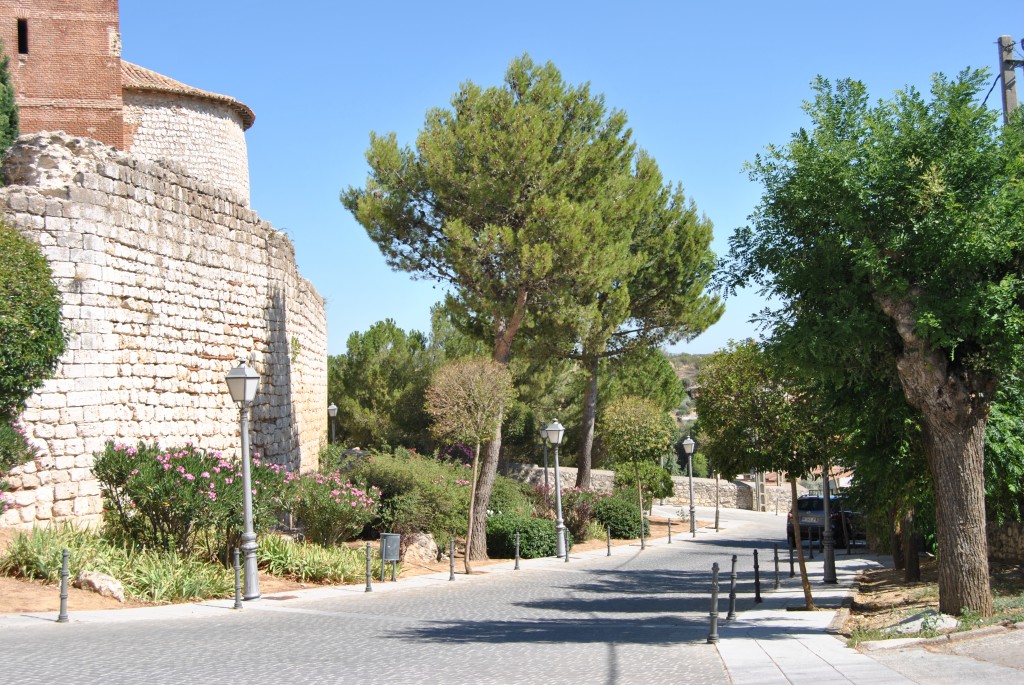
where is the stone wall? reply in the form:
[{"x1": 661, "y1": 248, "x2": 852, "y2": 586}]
[
  {"x1": 988, "y1": 521, "x2": 1024, "y2": 562},
  {"x1": 123, "y1": 92, "x2": 251, "y2": 204},
  {"x1": 0, "y1": 132, "x2": 327, "y2": 528},
  {"x1": 507, "y1": 464, "x2": 801, "y2": 512}
]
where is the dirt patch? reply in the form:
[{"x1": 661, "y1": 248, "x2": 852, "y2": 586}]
[
  {"x1": 0, "y1": 517, "x2": 692, "y2": 615},
  {"x1": 842, "y1": 557, "x2": 1024, "y2": 642}
]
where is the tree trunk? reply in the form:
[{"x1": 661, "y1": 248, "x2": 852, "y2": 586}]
[
  {"x1": 889, "y1": 503, "x2": 905, "y2": 570},
  {"x1": 791, "y1": 477, "x2": 815, "y2": 610},
  {"x1": 575, "y1": 354, "x2": 599, "y2": 490},
  {"x1": 464, "y1": 442, "x2": 481, "y2": 574},
  {"x1": 902, "y1": 507, "x2": 920, "y2": 583},
  {"x1": 877, "y1": 292, "x2": 993, "y2": 616}
]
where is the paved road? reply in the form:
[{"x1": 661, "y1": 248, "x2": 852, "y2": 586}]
[{"x1": 1, "y1": 506, "x2": 785, "y2": 685}]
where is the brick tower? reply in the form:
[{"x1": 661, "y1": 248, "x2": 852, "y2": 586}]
[{"x1": 0, "y1": 0, "x2": 123, "y2": 148}]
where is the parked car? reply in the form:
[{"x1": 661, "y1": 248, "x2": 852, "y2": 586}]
[{"x1": 786, "y1": 495, "x2": 864, "y2": 547}]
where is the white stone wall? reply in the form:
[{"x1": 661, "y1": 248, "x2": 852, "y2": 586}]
[
  {"x1": 0, "y1": 132, "x2": 327, "y2": 528},
  {"x1": 123, "y1": 91, "x2": 250, "y2": 204}
]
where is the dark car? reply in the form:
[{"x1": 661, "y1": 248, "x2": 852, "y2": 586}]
[{"x1": 786, "y1": 495, "x2": 863, "y2": 547}]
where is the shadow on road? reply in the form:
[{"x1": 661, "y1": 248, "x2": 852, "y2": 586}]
[{"x1": 385, "y1": 616, "x2": 711, "y2": 645}]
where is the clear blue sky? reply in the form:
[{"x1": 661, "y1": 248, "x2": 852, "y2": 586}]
[{"x1": 119, "y1": 1, "x2": 1020, "y2": 356}]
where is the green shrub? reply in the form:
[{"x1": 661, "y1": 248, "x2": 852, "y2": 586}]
[
  {"x1": 1, "y1": 419, "x2": 39, "y2": 513},
  {"x1": 93, "y1": 441, "x2": 287, "y2": 557},
  {"x1": 487, "y1": 475, "x2": 535, "y2": 517},
  {"x1": 258, "y1": 534, "x2": 376, "y2": 583},
  {"x1": 286, "y1": 471, "x2": 380, "y2": 545},
  {"x1": 351, "y1": 449, "x2": 471, "y2": 543},
  {"x1": 486, "y1": 513, "x2": 570, "y2": 558},
  {"x1": 594, "y1": 494, "x2": 649, "y2": 538}
]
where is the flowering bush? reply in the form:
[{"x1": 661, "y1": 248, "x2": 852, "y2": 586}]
[
  {"x1": 93, "y1": 441, "x2": 287, "y2": 558},
  {"x1": 287, "y1": 470, "x2": 380, "y2": 545},
  {"x1": 560, "y1": 487, "x2": 603, "y2": 541}
]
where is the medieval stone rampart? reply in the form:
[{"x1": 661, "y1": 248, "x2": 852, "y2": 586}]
[{"x1": 0, "y1": 132, "x2": 327, "y2": 528}]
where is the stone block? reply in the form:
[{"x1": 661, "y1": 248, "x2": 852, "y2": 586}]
[
  {"x1": 54, "y1": 482, "x2": 79, "y2": 501},
  {"x1": 19, "y1": 505, "x2": 36, "y2": 523},
  {"x1": 51, "y1": 500, "x2": 73, "y2": 517}
]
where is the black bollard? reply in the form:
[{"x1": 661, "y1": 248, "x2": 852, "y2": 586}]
[
  {"x1": 726, "y1": 554, "x2": 738, "y2": 620},
  {"x1": 57, "y1": 548, "x2": 69, "y2": 623},
  {"x1": 365, "y1": 542, "x2": 373, "y2": 592},
  {"x1": 668, "y1": 519, "x2": 672, "y2": 544},
  {"x1": 773, "y1": 545, "x2": 781, "y2": 590},
  {"x1": 789, "y1": 539, "x2": 795, "y2": 578},
  {"x1": 514, "y1": 531, "x2": 520, "y2": 571},
  {"x1": 607, "y1": 525, "x2": 612, "y2": 557},
  {"x1": 754, "y1": 549, "x2": 762, "y2": 603},
  {"x1": 707, "y1": 562, "x2": 720, "y2": 644},
  {"x1": 449, "y1": 535, "x2": 455, "y2": 581},
  {"x1": 233, "y1": 548, "x2": 243, "y2": 610}
]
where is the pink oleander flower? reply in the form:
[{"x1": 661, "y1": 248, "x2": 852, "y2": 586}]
[
  {"x1": 200, "y1": 472, "x2": 210, "y2": 479},
  {"x1": 184, "y1": 473, "x2": 195, "y2": 481}
]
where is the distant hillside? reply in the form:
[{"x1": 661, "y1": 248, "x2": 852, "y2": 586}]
[{"x1": 666, "y1": 352, "x2": 708, "y2": 389}]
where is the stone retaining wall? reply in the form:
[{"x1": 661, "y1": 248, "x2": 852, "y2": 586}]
[
  {"x1": 0, "y1": 132, "x2": 327, "y2": 528},
  {"x1": 507, "y1": 464, "x2": 800, "y2": 512}
]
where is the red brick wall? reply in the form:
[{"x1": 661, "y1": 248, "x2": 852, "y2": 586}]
[{"x1": 0, "y1": 1, "x2": 123, "y2": 148}]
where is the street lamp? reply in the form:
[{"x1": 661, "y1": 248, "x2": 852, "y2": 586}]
[
  {"x1": 682, "y1": 435, "x2": 697, "y2": 538},
  {"x1": 822, "y1": 462, "x2": 838, "y2": 584},
  {"x1": 225, "y1": 359, "x2": 260, "y2": 601},
  {"x1": 327, "y1": 402, "x2": 337, "y2": 444},
  {"x1": 544, "y1": 419, "x2": 566, "y2": 558}
]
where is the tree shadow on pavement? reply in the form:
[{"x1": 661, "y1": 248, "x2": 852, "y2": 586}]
[{"x1": 384, "y1": 616, "x2": 711, "y2": 645}]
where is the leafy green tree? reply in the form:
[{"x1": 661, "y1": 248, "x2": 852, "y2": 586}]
[
  {"x1": 599, "y1": 395, "x2": 675, "y2": 521},
  {"x1": 327, "y1": 320, "x2": 435, "y2": 450},
  {"x1": 0, "y1": 41, "x2": 19, "y2": 157},
  {"x1": 696, "y1": 340, "x2": 847, "y2": 609},
  {"x1": 344, "y1": 55, "x2": 646, "y2": 558},
  {"x1": 425, "y1": 357, "x2": 515, "y2": 571},
  {"x1": 0, "y1": 222, "x2": 65, "y2": 423},
  {"x1": 561, "y1": 166, "x2": 722, "y2": 489},
  {"x1": 722, "y1": 71, "x2": 1024, "y2": 615}
]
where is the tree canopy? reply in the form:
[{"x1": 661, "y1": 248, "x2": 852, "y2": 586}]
[{"x1": 721, "y1": 70, "x2": 1024, "y2": 615}]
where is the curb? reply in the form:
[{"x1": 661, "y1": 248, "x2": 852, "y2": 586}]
[{"x1": 858, "y1": 622, "x2": 1017, "y2": 652}]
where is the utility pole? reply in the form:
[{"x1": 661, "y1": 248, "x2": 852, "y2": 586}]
[{"x1": 998, "y1": 36, "x2": 1023, "y2": 124}]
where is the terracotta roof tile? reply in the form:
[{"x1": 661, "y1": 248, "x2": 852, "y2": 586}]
[{"x1": 121, "y1": 61, "x2": 255, "y2": 130}]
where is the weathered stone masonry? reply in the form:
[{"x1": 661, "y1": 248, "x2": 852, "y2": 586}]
[{"x1": 0, "y1": 132, "x2": 327, "y2": 528}]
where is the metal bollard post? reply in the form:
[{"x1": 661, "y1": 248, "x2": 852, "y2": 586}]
[
  {"x1": 789, "y1": 541, "x2": 795, "y2": 578},
  {"x1": 707, "y1": 562, "x2": 720, "y2": 644},
  {"x1": 607, "y1": 525, "x2": 612, "y2": 557},
  {"x1": 57, "y1": 548, "x2": 69, "y2": 623},
  {"x1": 726, "y1": 554, "x2": 738, "y2": 620},
  {"x1": 754, "y1": 549, "x2": 762, "y2": 603},
  {"x1": 233, "y1": 548, "x2": 243, "y2": 609},
  {"x1": 564, "y1": 528, "x2": 570, "y2": 563},
  {"x1": 365, "y1": 542, "x2": 373, "y2": 592},
  {"x1": 668, "y1": 519, "x2": 672, "y2": 544},
  {"x1": 773, "y1": 545, "x2": 781, "y2": 590},
  {"x1": 640, "y1": 514, "x2": 646, "y2": 550},
  {"x1": 514, "y1": 532, "x2": 520, "y2": 571},
  {"x1": 449, "y1": 535, "x2": 455, "y2": 581}
]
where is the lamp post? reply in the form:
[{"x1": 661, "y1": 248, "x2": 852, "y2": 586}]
[
  {"x1": 682, "y1": 435, "x2": 697, "y2": 538},
  {"x1": 327, "y1": 402, "x2": 337, "y2": 444},
  {"x1": 544, "y1": 419, "x2": 566, "y2": 558},
  {"x1": 822, "y1": 462, "x2": 838, "y2": 584},
  {"x1": 225, "y1": 359, "x2": 261, "y2": 601},
  {"x1": 539, "y1": 425, "x2": 550, "y2": 498}
]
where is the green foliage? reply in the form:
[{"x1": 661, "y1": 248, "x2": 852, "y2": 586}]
[
  {"x1": 0, "y1": 41, "x2": 18, "y2": 157},
  {"x1": 426, "y1": 357, "x2": 515, "y2": 447},
  {"x1": 487, "y1": 476, "x2": 535, "y2": 517},
  {"x1": 603, "y1": 347, "x2": 686, "y2": 414},
  {"x1": 485, "y1": 513, "x2": 567, "y2": 559},
  {"x1": 286, "y1": 471, "x2": 381, "y2": 546},
  {"x1": 985, "y1": 378, "x2": 1024, "y2": 524},
  {"x1": 0, "y1": 419, "x2": 39, "y2": 511},
  {"x1": 600, "y1": 395, "x2": 676, "y2": 465},
  {"x1": 93, "y1": 441, "x2": 287, "y2": 558},
  {"x1": 350, "y1": 448, "x2": 472, "y2": 544},
  {"x1": 328, "y1": 320, "x2": 436, "y2": 450},
  {"x1": 0, "y1": 524, "x2": 233, "y2": 603},
  {"x1": 258, "y1": 534, "x2": 374, "y2": 583},
  {"x1": 593, "y1": 493, "x2": 648, "y2": 538},
  {"x1": 613, "y1": 461, "x2": 673, "y2": 510},
  {"x1": 0, "y1": 222, "x2": 66, "y2": 423}
]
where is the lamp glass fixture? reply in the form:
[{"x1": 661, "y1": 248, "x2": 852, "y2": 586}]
[
  {"x1": 327, "y1": 403, "x2": 338, "y2": 418},
  {"x1": 544, "y1": 419, "x2": 565, "y2": 446},
  {"x1": 225, "y1": 359, "x2": 259, "y2": 404},
  {"x1": 682, "y1": 435, "x2": 696, "y2": 455}
]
